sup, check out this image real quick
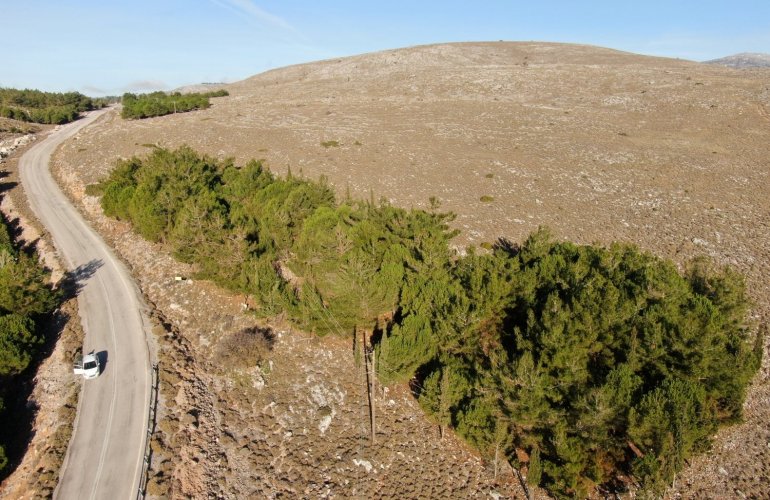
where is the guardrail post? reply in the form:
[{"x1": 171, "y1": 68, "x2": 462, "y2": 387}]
[{"x1": 137, "y1": 363, "x2": 160, "y2": 500}]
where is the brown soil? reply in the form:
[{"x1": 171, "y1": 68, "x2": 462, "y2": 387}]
[{"x1": 8, "y1": 41, "x2": 770, "y2": 498}]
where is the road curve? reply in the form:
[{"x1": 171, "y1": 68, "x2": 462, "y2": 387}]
[{"x1": 19, "y1": 110, "x2": 152, "y2": 500}]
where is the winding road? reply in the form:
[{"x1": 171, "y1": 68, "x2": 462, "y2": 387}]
[{"x1": 19, "y1": 110, "x2": 152, "y2": 500}]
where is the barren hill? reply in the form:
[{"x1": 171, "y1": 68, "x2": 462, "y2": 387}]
[
  {"x1": 705, "y1": 52, "x2": 770, "y2": 68},
  {"x1": 52, "y1": 42, "x2": 770, "y2": 497}
]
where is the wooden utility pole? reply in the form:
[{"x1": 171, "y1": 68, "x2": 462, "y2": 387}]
[{"x1": 365, "y1": 341, "x2": 376, "y2": 444}]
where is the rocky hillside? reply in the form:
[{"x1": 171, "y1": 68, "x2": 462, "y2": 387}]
[
  {"x1": 705, "y1": 52, "x2": 770, "y2": 68},
  {"x1": 40, "y1": 42, "x2": 770, "y2": 497}
]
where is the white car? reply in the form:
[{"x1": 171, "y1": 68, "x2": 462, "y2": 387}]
[{"x1": 73, "y1": 351, "x2": 101, "y2": 379}]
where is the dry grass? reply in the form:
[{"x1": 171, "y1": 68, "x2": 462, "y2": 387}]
[
  {"x1": 213, "y1": 326, "x2": 274, "y2": 372},
  {"x1": 0, "y1": 118, "x2": 39, "y2": 138}
]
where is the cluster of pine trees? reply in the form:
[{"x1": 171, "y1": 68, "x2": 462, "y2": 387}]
[
  {"x1": 96, "y1": 146, "x2": 762, "y2": 497},
  {"x1": 0, "y1": 88, "x2": 101, "y2": 125},
  {"x1": 396, "y1": 234, "x2": 762, "y2": 496},
  {"x1": 0, "y1": 212, "x2": 60, "y2": 472},
  {"x1": 120, "y1": 90, "x2": 229, "y2": 119}
]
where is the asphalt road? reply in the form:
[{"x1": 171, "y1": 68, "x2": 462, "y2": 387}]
[{"x1": 18, "y1": 110, "x2": 152, "y2": 500}]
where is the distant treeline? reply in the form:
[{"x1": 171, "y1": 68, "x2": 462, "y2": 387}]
[
  {"x1": 95, "y1": 146, "x2": 763, "y2": 498},
  {"x1": 120, "y1": 90, "x2": 229, "y2": 119},
  {"x1": 0, "y1": 88, "x2": 105, "y2": 125},
  {"x1": 0, "y1": 211, "x2": 61, "y2": 472}
]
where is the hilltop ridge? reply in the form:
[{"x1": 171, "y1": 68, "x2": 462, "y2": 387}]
[{"x1": 705, "y1": 52, "x2": 770, "y2": 68}]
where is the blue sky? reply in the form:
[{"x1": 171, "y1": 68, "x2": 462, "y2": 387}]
[{"x1": 2, "y1": 0, "x2": 769, "y2": 96}]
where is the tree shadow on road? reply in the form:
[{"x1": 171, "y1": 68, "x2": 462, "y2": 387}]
[
  {"x1": 0, "y1": 262, "x2": 107, "y2": 486},
  {"x1": 0, "y1": 260, "x2": 104, "y2": 480},
  {"x1": 0, "y1": 301, "x2": 77, "y2": 485},
  {"x1": 59, "y1": 259, "x2": 104, "y2": 300}
]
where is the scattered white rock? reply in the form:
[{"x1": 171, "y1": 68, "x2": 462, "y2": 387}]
[
  {"x1": 692, "y1": 237, "x2": 710, "y2": 247},
  {"x1": 0, "y1": 134, "x2": 36, "y2": 159},
  {"x1": 353, "y1": 459, "x2": 373, "y2": 473},
  {"x1": 318, "y1": 415, "x2": 332, "y2": 434}
]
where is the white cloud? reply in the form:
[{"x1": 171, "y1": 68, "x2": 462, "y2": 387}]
[
  {"x1": 81, "y1": 85, "x2": 107, "y2": 96},
  {"x1": 123, "y1": 80, "x2": 169, "y2": 92},
  {"x1": 209, "y1": 0, "x2": 296, "y2": 32}
]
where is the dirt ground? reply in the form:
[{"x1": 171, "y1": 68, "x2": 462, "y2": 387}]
[{"x1": 4, "y1": 41, "x2": 770, "y2": 498}]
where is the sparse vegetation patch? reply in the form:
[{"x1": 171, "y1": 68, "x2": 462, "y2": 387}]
[{"x1": 0, "y1": 120, "x2": 38, "y2": 135}]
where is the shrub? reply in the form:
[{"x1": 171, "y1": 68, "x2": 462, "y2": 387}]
[
  {"x1": 121, "y1": 90, "x2": 228, "y2": 120},
  {"x1": 0, "y1": 87, "x2": 98, "y2": 124},
  {"x1": 213, "y1": 326, "x2": 275, "y2": 370}
]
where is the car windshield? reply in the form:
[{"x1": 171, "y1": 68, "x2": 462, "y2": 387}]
[{"x1": 84, "y1": 361, "x2": 97, "y2": 370}]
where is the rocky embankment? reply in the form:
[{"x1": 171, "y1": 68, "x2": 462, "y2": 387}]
[{"x1": 0, "y1": 134, "x2": 36, "y2": 162}]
